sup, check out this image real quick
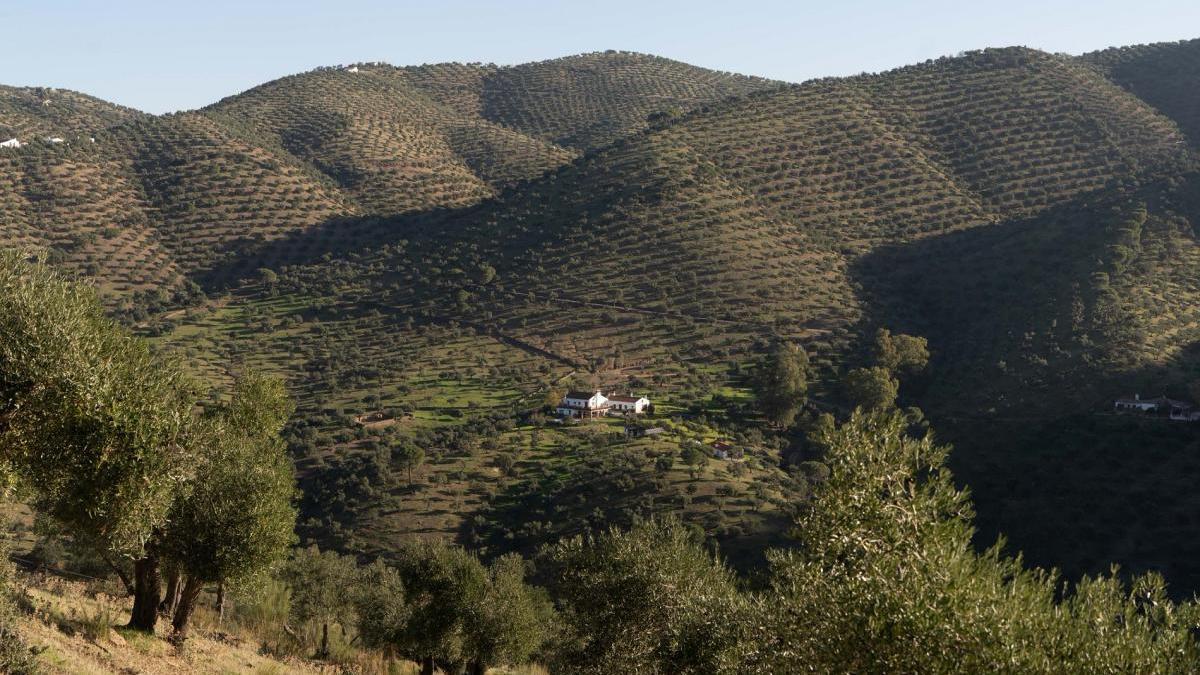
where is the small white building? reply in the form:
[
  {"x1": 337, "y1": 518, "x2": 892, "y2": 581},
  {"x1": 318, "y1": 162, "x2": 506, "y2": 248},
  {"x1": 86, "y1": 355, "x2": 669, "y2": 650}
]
[
  {"x1": 556, "y1": 391, "x2": 610, "y2": 419},
  {"x1": 44, "y1": 137, "x2": 64, "y2": 144},
  {"x1": 0, "y1": 138, "x2": 22, "y2": 149},
  {"x1": 1114, "y1": 394, "x2": 1159, "y2": 413},
  {"x1": 608, "y1": 395, "x2": 650, "y2": 414}
]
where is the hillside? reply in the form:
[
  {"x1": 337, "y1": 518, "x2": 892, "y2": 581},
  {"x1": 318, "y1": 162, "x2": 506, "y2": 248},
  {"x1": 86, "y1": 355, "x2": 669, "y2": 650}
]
[
  {"x1": 202, "y1": 52, "x2": 779, "y2": 216},
  {"x1": 0, "y1": 85, "x2": 144, "y2": 139},
  {"x1": 3, "y1": 41, "x2": 1200, "y2": 595},
  {"x1": 204, "y1": 65, "x2": 572, "y2": 216},
  {"x1": 138, "y1": 44, "x2": 1200, "y2": 575},
  {"x1": 1083, "y1": 38, "x2": 1200, "y2": 147}
]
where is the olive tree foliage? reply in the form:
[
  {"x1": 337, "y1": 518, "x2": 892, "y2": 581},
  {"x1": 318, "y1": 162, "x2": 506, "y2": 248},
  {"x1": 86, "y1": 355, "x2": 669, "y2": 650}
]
[
  {"x1": 749, "y1": 412, "x2": 1200, "y2": 674},
  {"x1": 0, "y1": 252, "x2": 194, "y2": 558},
  {"x1": 282, "y1": 545, "x2": 358, "y2": 658},
  {"x1": 380, "y1": 541, "x2": 552, "y2": 675},
  {"x1": 353, "y1": 561, "x2": 409, "y2": 649},
  {"x1": 548, "y1": 518, "x2": 753, "y2": 675},
  {"x1": 161, "y1": 373, "x2": 298, "y2": 637},
  {"x1": 467, "y1": 554, "x2": 553, "y2": 673},
  {"x1": 752, "y1": 341, "x2": 810, "y2": 427},
  {"x1": 874, "y1": 328, "x2": 930, "y2": 375},
  {"x1": 842, "y1": 366, "x2": 899, "y2": 411}
]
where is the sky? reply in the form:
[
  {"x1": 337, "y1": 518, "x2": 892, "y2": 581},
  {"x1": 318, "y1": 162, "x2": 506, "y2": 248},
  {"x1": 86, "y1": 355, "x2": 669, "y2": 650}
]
[{"x1": 2, "y1": 0, "x2": 1198, "y2": 114}]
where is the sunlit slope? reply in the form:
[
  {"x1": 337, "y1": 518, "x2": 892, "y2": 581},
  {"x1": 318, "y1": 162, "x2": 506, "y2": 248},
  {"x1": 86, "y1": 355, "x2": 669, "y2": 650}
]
[
  {"x1": 205, "y1": 65, "x2": 576, "y2": 215},
  {"x1": 0, "y1": 84, "x2": 145, "y2": 139},
  {"x1": 0, "y1": 141, "x2": 183, "y2": 295},
  {"x1": 469, "y1": 51, "x2": 781, "y2": 149},
  {"x1": 106, "y1": 113, "x2": 357, "y2": 276}
]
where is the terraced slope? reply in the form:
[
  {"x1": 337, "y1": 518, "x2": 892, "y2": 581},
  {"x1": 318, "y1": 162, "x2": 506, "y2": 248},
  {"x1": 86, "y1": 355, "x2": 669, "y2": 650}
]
[
  {"x1": 4, "y1": 43, "x2": 1200, "y2": 583},
  {"x1": 205, "y1": 65, "x2": 576, "y2": 215},
  {"x1": 0, "y1": 141, "x2": 182, "y2": 296},
  {"x1": 364, "y1": 47, "x2": 1187, "y2": 347},
  {"x1": 467, "y1": 51, "x2": 780, "y2": 149},
  {"x1": 857, "y1": 175, "x2": 1200, "y2": 588},
  {"x1": 1084, "y1": 39, "x2": 1200, "y2": 147},
  {"x1": 863, "y1": 48, "x2": 1186, "y2": 217},
  {"x1": 0, "y1": 84, "x2": 144, "y2": 139},
  {"x1": 106, "y1": 113, "x2": 356, "y2": 276},
  {"x1": 205, "y1": 53, "x2": 779, "y2": 216},
  {"x1": 0, "y1": 112, "x2": 358, "y2": 293}
]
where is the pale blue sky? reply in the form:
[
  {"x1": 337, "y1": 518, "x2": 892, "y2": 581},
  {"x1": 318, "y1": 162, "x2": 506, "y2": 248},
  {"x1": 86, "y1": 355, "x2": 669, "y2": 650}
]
[{"x1": 2, "y1": 0, "x2": 1197, "y2": 114}]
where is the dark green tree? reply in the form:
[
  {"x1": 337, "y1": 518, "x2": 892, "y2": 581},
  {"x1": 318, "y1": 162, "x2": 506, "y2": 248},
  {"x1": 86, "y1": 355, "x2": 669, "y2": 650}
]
[
  {"x1": 874, "y1": 328, "x2": 930, "y2": 375},
  {"x1": 282, "y1": 545, "x2": 358, "y2": 658},
  {"x1": 463, "y1": 554, "x2": 553, "y2": 675},
  {"x1": 842, "y1": 366, "x2": 899, "y2": 411},
  {"x1": 753, "y1": 342, "x2": 810, "y2": 427},
  {"x1": 394, "y1": 441, "x2": 426, "y2": 487},
  {"x1": 549, "y1": 518, "x2": 751, "y2": 674}
]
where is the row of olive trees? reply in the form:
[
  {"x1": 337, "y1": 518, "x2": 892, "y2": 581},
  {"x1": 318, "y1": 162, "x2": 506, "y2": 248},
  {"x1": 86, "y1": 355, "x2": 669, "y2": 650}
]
[
  {"x1": 0, "y1": 252, "x2": 296, "y2": 639},
  {"x1": 281, "y1": 540, "x2": 552, "y2": 675},
  {"x1": 545, "y1": 411, "x2": 1200, "y2": 673}
]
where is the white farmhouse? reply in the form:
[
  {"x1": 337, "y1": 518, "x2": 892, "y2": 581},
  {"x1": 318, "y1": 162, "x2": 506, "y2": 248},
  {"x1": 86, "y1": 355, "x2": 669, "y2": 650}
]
[
  {"x1": 44, "y1": 137, "x2": 64, "y2": 144},
  {"x1": 556, "y1": 390, "x2": 610, "y2": 419},
  {"x1": 1114, "y1": 394, "x2": 1159, "y2": 413},
  {"x1": 0, "y1": 138, "x2": 22, "y2": 149},
  {"x1": 556, "y1": 390, "x2": 651, "y2": 419},
  {"x1": 608, "y1": 395, "x2": 650, "y2": 414}
]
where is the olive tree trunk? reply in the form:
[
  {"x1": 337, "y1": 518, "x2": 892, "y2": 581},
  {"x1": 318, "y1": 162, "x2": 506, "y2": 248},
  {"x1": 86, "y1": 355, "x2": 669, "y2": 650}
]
[
  {"x1": 127, "y1": 555, "x2": 162, "y2": 632},
  {"x1": 420, "y1": 656, "x2": 435, "y2": 675},
  {"x1": 170, "y1": 576, "x2": 205, "y2": 641},
  {"x1": 159, "y1": 567, "x2": 181, "y2": 616},
  {"x1": 216, "y1": 582, "x2": 227, "y2": 627}
]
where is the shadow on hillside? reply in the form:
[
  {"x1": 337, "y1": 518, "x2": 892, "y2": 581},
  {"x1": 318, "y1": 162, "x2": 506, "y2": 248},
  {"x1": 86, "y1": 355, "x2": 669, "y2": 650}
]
[
  {"x1": 458, "y1": 452, "x2": 793, "y2": 575},
  {"x1": 852, "y1": 182, "x2": 1200, "y2": 596},
  {"x1": 193, "y1": 202, "x2": 484, "y2": 290}
]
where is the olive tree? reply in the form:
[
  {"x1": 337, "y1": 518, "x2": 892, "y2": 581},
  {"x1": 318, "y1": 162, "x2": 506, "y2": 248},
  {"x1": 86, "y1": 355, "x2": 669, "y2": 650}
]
[
  {"x1": 548, "y1": 518, "x2": 752, "y2": 674},
  {"x1": 752, "y1": 412, "x2": 1200, "y2": 673},
  {"x1": 161, "y1": 373, "x2": 298, "y2": 639},
  {"x1": 282, "y1": 545, "x2": 358, "y2": 658},
  {"x1": 874, "y1": 328, "x2": 930, "y2": 375},
  {"x1": 387, "y1": 541, "x2": 550, "y2": 675},
  {"x1": 463, "y1": 554, "x2": 553, "y2": 675},
  {"x1": 752, "y1": 341, "x2": 810, "y2": 427},
  {"x1": 842, "y1": 366, "x2": 899, "y2": 411},
  {"x1": 353, "y1": 560, "x2": 409, "y2": 650},
  {"x1": 0, "y1": 252, "x2": 196, "y2": 631}
]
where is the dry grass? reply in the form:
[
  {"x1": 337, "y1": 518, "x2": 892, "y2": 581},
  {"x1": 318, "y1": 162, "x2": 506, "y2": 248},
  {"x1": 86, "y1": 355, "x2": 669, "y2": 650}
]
[{"x1": 14, "y1": 573, "x2": 349, "y2": 674}]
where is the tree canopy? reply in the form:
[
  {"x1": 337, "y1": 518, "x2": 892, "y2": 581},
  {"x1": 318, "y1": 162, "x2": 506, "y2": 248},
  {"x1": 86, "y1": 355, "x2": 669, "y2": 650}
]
[
  {"x1": 0, "y1": 251, "x2": 195, "y2": 558},
  {"x1": 842, "y1": 366, "x2": 900, "y2": 411},
  {"x1": 753, "y1": 341, "x2": 810, "y2": 427},
  {"x1": 874, "y1": 328, "x2": 931, "y2": 375}
]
